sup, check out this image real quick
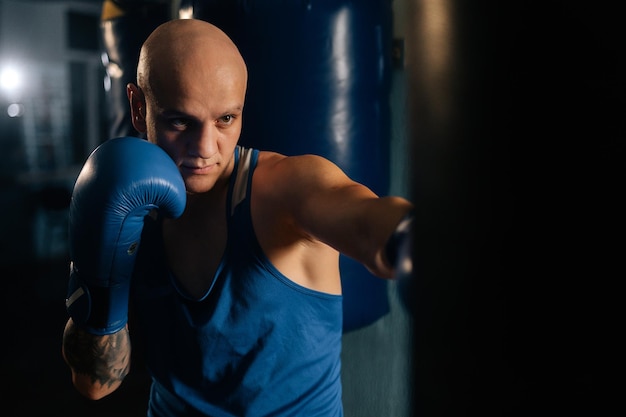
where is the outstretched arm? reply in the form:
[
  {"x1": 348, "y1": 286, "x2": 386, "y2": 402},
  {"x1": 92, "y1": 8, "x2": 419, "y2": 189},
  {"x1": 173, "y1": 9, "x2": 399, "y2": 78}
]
[{"x1": 262, "y1": 153, "x2": 413, "y2": 279}]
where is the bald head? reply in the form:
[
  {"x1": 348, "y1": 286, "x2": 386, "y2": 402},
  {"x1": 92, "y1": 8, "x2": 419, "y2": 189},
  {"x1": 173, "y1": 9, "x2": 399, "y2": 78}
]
[{"x1": 137, "y1": 19, "x2": 248, "y2": 102}]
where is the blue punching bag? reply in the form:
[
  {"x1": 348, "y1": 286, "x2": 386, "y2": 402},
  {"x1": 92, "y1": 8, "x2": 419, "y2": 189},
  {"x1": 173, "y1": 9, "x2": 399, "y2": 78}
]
[{"x1": 189, "y1": 0, "x2": 393, "y2": 332}]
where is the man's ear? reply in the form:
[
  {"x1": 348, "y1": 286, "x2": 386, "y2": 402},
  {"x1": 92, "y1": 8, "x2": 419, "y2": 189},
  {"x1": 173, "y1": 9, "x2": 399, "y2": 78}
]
[{"x1": 127, "y1": 83, "x2": 147, "y2": 133}]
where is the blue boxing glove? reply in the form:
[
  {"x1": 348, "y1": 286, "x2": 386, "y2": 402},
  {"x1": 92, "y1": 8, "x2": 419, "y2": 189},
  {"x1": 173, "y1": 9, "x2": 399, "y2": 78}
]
[{"x1": 65, "y1": 136, "x2": 186, "y2": 335}]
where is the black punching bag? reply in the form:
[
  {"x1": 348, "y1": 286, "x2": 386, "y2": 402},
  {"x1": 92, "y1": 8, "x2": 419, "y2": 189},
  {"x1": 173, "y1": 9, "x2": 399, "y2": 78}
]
[
  {"x1": 100, "y1": 0, "x2": 171, "y2": 139},
  {"x1": 189, "y1": 0, "x2": 393, "y2": 332},
  {"x1": 405, "y1": 1, "x2": 624, "y2": 415}
]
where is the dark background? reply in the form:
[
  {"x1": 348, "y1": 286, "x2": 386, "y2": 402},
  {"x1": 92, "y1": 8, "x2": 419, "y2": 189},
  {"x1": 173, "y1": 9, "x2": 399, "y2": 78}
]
[
  {"x1": 406, "y1": 1, "x2": 623, "y2": 416},
  {"x1": 1, "y1": 1, "x2": 623, "y2": 416}
]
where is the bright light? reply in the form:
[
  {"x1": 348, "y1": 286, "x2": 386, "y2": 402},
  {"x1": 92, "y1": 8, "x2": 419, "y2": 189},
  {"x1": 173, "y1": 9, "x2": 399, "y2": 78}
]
[
  {"x1": 0, "y1": 66, "x2": 22, "y2": 93},
  {"x1": 179, "y1": 6, "x2": 193, "y2": 19},
  {"x1": 7, "y1": 103, "x2": 24, "y2": 117}
]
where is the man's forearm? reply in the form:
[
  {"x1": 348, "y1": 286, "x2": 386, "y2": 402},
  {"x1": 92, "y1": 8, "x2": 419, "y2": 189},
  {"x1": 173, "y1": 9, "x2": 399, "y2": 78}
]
[{"x1": 62, "y1": 318, "x2": 131, "y2": 400}]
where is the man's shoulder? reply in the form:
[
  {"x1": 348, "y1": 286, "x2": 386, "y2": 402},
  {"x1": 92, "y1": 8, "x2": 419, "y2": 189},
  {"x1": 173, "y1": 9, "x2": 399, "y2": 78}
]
[{"x1": 255, "y1": 150, "x2": 332, "y2": 169}]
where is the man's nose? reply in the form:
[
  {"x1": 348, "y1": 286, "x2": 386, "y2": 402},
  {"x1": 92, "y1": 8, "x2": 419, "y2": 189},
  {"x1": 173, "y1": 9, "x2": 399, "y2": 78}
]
[{"x1": 189, "y1": 123, "x2": 218, "y2": 158}]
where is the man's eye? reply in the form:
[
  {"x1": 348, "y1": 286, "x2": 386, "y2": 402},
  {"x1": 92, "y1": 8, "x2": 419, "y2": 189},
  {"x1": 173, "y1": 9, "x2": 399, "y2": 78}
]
[
  {"x1": 170, "y1": 118, "x2": 188, "y2": 128},
  {"x1": 219, "y1": 115, "x2": 234, "y2": 124}
]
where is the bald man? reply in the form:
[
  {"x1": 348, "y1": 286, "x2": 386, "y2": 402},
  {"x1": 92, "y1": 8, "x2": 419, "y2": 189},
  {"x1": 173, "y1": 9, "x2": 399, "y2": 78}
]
[{"x1": 62, "y1": 19, "x2": 412, "y2": 416}]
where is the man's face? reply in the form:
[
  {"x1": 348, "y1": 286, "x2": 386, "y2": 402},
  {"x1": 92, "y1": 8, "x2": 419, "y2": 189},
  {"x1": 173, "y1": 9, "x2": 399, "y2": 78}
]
[{"x1": 143, "y1": 63, "x2": 246, "y2": 195}]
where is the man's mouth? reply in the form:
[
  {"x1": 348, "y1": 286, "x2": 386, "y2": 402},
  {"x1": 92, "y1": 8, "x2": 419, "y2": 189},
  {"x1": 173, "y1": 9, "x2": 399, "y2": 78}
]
[{"x1": 180, "y1": 163, "x2": 215, "y2": 175}]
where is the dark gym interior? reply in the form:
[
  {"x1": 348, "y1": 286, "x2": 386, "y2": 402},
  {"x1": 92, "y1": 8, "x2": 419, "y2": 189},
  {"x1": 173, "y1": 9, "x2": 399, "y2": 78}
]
[{"x1": 1, "y1": 1, "x2": 622, "y2": 416}]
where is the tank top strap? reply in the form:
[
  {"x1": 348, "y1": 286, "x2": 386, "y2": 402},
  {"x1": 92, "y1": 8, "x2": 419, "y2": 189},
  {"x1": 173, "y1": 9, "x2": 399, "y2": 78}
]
[{"x1": 228, "y1": 145, "x2": 258, "y2": 217}]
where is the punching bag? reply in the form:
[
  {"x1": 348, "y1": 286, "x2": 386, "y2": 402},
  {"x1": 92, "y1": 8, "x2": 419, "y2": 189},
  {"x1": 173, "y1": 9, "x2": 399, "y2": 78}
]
[
  {"x1": 189, "y1": 0, "x2": 394, "y2": 332},
  {"x1": 100, "y1": 0, "x2": 172, "y2": 139}
]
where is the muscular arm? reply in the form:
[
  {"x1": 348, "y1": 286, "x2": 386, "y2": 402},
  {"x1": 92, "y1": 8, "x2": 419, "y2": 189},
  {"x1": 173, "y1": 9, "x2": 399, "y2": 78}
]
[
  {"x1": 62, "y1": 318, "x2": 131, "y2": 400},
  {"x1": 308, "y1": 191, "x2": 412, "y2": 279},
  {"x1": 259, "y1": 153, "x2": 413, "y2": 279}
]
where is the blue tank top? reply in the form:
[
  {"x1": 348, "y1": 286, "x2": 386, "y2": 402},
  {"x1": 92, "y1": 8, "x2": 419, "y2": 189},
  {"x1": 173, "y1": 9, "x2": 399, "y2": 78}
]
[{"x1": 131, "y1": 146, "x2": 344, "y2": 417}]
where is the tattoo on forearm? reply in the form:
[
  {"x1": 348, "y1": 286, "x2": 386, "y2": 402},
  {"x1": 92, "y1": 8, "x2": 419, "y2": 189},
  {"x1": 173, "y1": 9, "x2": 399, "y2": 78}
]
[{"x1": 63, "y1": 323, "x2": 131, "y2": 389}]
